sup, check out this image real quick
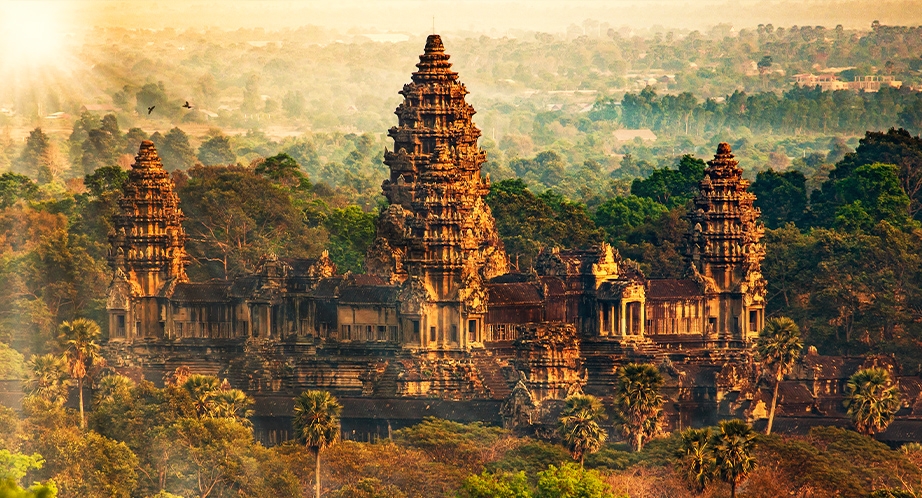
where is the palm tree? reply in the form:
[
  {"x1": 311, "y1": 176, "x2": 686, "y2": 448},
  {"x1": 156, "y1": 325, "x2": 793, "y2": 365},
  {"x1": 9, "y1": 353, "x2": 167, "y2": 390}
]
[
  {"x1": 557, "y1": 394, "x2": 608, "y2": 467},
  {"x1": 756, "y1": 317, "x2": 803, "y2": 435},
  {"x1": 211, "y1": 388, "x2": 254, "y2": 423},
  {"x1": 293, "y1": 390, "x2": 342, "y2": 498},
  {"x1": 182, "y1": 374, "x2": 220, "y2": 417},
  {"x1": 844, "y1": 367, "x2": 901, "y2": 435},
  {"x1": 675, "y1": 428, "x2": 715, "y2": 493},
  {"x1": 712, "y1": 419, "x2": 756, "y2": 498},
  {"x1": 95, "y1": 374, "x2": 135, "y2": 405},
  {"x1": 23, "y1": 353, "x2": 70, "y2": 405},
  {"x1": 613, "y1": 363, "x2": 664, "y2": 451},
  {"x1": 58, "y1": 318, "x2": 104, "y2": 428}
]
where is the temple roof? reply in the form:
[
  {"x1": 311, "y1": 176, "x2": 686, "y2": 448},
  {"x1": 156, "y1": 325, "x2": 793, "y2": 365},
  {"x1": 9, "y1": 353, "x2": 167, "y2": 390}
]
[
  {"x1": 487, "y1": 282, "x2": 544, "y2": 305},
  {"x1": 172, "y1": 281, "x2": 232, "y2": 302},
  {"x1": 646, "y1": 278, "x2": 702, "y2": 299},
  {"x1": 337, "y1": 285, "x2": 399, "y2": 305}
]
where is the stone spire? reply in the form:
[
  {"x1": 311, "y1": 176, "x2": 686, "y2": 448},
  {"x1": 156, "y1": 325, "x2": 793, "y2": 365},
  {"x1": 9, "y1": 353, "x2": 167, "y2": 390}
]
[
  {"x1": 368, "y1": 34, "x2": 507, "y2": 284},
  {"x1": 685, "y1": 143, "x2": 766, "y2": 341},
  {"x1": 109, "y1": 140, "x2": 188, "y2": 297},
  {"x1": 366, "y1": 34, "x2": 508, "y2": 349}
]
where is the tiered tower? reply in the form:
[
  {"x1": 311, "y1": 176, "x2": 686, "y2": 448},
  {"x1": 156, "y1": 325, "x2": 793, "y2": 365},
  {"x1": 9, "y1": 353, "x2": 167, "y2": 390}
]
[
  {"x1": 366, "y1": 34, "x2": 508, "y2": 351},
  {"x1": 685, "y1": 143, "x2": 766, "y2": 344},
  {"x1": 106, "y1": 140, "x2": 188, "y2": 340}
]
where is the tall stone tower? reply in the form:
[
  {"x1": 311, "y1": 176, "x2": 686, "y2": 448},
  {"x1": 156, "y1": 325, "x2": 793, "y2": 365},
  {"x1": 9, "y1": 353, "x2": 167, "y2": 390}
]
[
  {"x1": 685, "y1": 143, "x2": 766, "y2": 344},
  {"x1": 366, "y1": 34, "x2": 508, "y2": 351},
  {"x1": 106, "y1": 140, "x2": 188, "y2": 340}
]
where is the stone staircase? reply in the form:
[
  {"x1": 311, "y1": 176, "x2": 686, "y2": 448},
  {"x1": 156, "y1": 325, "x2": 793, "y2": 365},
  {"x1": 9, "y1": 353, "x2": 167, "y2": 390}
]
[
  {"x1": 372, "y1": 360, "x2": 403, "y2": 397},
  {"x1": 472, "y1": 354, "x2": 512, "y2": 399}
]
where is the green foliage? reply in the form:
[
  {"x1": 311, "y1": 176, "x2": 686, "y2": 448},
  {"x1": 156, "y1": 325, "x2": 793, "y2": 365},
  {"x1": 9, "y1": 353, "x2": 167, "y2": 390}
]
[
  {"x1": 557, "y1": 395, "x2": 608, "y2": 465},
  {"x1": 179, "y1": 164, "x2": 327, "y2": 279},
  {"x1": 756, "y1": 317, "x2": 803, "y2": 435},
  {"x1": 487, "y1": 179, "x2": 602, "y2": 268},
  {"x1": 629, "y1": 154, "x2": 704, "y2": 208},
  {"x1": 197, "y1": 134, "x2": 236, "y2": 166},
  {"x1": 712, "y1": 420, "x2": 756, "y2": 498},
  {"x1": 844, "y1": 367, "x2": 901, "y2": 435},
  {"x1": 0, "y1": 478, "x2": 57, "y2": 498},
  {"x1": 534, "y1": 463, "x2": 616, "y2": 498},
  {"x1": 751, "y1": 169, "x2": 808, "y2": 228},
  {"x1": 674, "y1": 428, "x2": 715, "y2": 492},
  {"x1": 489, "y1": 441, "x2": 570, "y2": 478},
  {"x1": 324, "y1": 205, "x2": 377, "y2": 272},
  {"x1": 293, "y1": 390, "x2": 342, "y2": 451},
  {"x1": 756, "y1": 426, "x2": 921, "y2": 497},
  {"x1": 23, "y1": 354, "x2": 69, "y2": 406},
  {"x1": 459, "y1": 471, "x2": 531, "y2": 498},
  {"x1": 593, "y1": 195, "x2": 667, "y2": 243},
  {"x1": 256, "y1": 153, "x2": 311, "y2": 190},
  {"x1": 150, "y1": 128, "x2": 196, "y2": 171},
  {"x1": 612, "y1": 363, "x2": 664, "y2": 452},
  {"x1": 0, "y1": 173, "x2": 38, "y2": 209},
  {"x1": 0, "y1": 343, "x2": 24, "y2": 381},
  {"x1": 394, "y1": 418, "x2": 512, "y2": 470},
  {"x1": 0, "y1": 451, "x2": 44, "y2": 483},
  {"x1": 15, "y1": 129, "x2": 51, "y2": 178}
]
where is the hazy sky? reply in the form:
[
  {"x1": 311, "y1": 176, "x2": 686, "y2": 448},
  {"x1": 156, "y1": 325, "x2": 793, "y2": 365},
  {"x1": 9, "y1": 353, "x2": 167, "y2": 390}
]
[{"x1": 9, "y1": 0, "x2": 922, "y2": 35}]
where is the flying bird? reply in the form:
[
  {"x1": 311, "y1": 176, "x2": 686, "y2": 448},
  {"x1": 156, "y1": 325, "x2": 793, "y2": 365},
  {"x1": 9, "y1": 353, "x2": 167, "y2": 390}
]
[
  {"x1": 147, "y1": 106, "x2": 155, "y2": 114},
  {"x1": 182, "y1": 101, "x2": 192, "y2": 109}
]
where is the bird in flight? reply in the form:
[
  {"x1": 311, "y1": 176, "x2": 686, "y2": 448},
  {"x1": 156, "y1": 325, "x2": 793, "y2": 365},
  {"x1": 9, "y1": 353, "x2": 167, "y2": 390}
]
[
  {"x1": 182, "y1": 101, "x2": 192, "y2": 109},
  {"x1": 147, "y1": 106, "x2": 155, "y2": 114}
]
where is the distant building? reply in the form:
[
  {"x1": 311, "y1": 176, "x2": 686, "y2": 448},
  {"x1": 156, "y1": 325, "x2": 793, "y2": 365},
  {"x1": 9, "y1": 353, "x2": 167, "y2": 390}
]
[
  {"x1": 105, "y1": 35, "x2": 774, "y2": 441},
  {"x1": 80, "y1": 104, "x2": 118, "y2": 114},
  {"x1": 613, "y1": 129, "x2": 657, "y2": 142},
  {"x1": 793, "y1": 73, "x2": 901, "y2": 92}
]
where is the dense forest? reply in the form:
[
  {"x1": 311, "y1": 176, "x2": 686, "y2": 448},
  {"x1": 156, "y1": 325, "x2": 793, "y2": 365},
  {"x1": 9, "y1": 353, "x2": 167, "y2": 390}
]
[{"x1": 3, "y1": 19, "x2": 922, "y2": 498}]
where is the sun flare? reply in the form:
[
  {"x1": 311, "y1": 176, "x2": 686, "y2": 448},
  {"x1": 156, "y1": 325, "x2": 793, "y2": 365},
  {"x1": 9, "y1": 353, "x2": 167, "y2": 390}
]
[{"x1": 0, "y1": 0, "x2": 67, "y2": 68}]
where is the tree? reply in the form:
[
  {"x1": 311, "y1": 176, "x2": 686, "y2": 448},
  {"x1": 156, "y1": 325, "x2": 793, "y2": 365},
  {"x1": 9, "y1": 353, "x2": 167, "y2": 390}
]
[
  {"x1": 179, "y1": 165, "x2": 325, "y2": 279},
  {"x1": 255, "y1": 153, "x2": 310, "y2": 190},
  {"x1": 0, "y1": 173, "x2": 38, "y2": 209},
  {"x1": 557, "y1": 394, "x2": 607, "y2": 466},
  {"x1": 282, "y1": 91, "x2": 306, "y2": 119},
  {"x1": 57, "y1": 319, "x2": 104, "y2": 428},
  {"x1": 293, "y1": 390, "x2": 342, "y2": 498},
  {"x1": 613, "y1": 363, "x2": 664, "y2": 451},
  {"x1": 593, "y1": 195, "x2": 667, "y2": 243},
  {"x1": 209, "y1": 389, "x2": 253, "y2": 424},
  {"x1": 23, "y1": 354, "x2": 70, "y2": 406},
  {"x1": 16, "y1": 128, "x2": 51, "y2": 177},
  {"x1": 80, "y1": 127, "x2": 120, "y2": 175},
  {"x1": 136, "y1": 82, "x2": 171, "y2": 117},
  {"x1": 630, "y1": 155, "x2": 704, "y2": 208},
  {"x1": 844, "y1": 367, "x2": 901, "y2": 435},
  {"x1": 152, "y1": 128, "x2": 196, "y2": 171},
  {"x1": 181, "y1": 374, "x2": 220, "y2": 417},
  {"x1": 675, "y1": 428, "x2": 715, "y2": 493},
  {"x1": 712, "y1": 419, "x2": 756, "y2": 498},
  {"x1": 326, "y1": 206, "x2": 377, "y2": 273},
  {"x1": 534, "y1": 463, "x2": 615, "y2": 498},
  {"x1": 756, "y1": 317, "x2": 803, "y2": 435},
  {"x1": 197, "y1": 135, "x2": 236, "y2": 166},
  {"x1": 459, "y1": 471, "x2": 531, "y2": 498},
  {"x1": 751, "y1": 170, "x2": 808, "y2": 228}
]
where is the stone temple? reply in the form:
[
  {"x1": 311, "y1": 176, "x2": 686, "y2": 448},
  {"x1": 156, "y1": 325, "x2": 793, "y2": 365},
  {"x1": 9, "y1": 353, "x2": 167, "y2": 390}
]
[{"x1": 105, "y1": 35, "x2": 778, "y2": 441}]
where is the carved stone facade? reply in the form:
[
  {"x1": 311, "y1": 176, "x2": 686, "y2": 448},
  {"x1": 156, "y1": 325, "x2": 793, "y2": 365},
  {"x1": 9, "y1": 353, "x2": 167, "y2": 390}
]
[
  {"x1": 366, "y1": 34, "x2": 508, "y2": 352},
  {"x1": 104, "y1": 36, "x2": 774, "y2": 441}
]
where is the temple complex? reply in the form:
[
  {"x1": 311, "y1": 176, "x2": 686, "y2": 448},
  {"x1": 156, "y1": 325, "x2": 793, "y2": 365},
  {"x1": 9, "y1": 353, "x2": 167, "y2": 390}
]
[{"x1": 106, "y1": 35, "x2": 911, "y2": 444}]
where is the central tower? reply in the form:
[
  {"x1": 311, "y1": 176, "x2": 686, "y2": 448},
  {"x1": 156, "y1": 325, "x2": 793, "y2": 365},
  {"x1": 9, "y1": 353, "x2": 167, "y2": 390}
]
[
  {"x1": 366, "y1": 34, "x2": 508, "y2": 351},
  {"x1": 685, "y1": 143, "x2": 766, "y2": 344}
]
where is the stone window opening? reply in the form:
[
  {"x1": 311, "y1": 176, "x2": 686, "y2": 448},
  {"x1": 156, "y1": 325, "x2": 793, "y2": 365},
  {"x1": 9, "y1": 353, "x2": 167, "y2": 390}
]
[
  {"x1": 429, "y1": 326, "x2": 436, "y2": 342},
  {"x1": 450, "y1": 324, "x2": 458, "y2": 343},
  {"x1": 115, "y1": 315, "x2": 126, "y2": 337},
  {"x1": 468, "y1": 319, "x2": 477, "y2": 342}
]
